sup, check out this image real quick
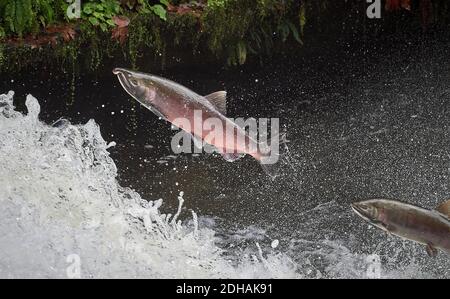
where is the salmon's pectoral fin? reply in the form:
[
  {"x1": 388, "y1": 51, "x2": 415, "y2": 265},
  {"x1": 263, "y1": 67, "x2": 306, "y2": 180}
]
[
  {"x1": 426, "y1": 243, "x2": 438, "y2": 258},
  {"x1": 435, "y1": 200, "x2": 450, "y2": 218},
  {"x1": 384, "y1": 223, "x2": 396, "y2": 233},
  {"x1": 148, "y1": 106, "x2": 168, "y2": 121}
]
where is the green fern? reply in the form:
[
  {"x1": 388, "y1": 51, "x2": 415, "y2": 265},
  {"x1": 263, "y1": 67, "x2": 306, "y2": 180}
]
[
  {"x1": 34, "y1": 0, "x2": 55, "y2": 27},
  {"x1": 4, "y1": 0, "x2": 34, "y2": 37},
  {"x1": 0, "y1": 0, "x2": 56, "y2": 37}
]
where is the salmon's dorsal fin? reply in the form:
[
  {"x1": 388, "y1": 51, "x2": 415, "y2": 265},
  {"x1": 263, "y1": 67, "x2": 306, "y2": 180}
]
[
  {"x1": 435, "y1": 200, "x2": 450, "y2": 218},
  {"x1": 205, "y1": 91, "x2": 227, "y2": 115}
]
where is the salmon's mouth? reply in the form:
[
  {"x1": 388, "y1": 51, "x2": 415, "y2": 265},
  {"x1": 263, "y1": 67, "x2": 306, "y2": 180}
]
[
  {"x1": 113, "y1": 68, "x2": 124, "y2": 75},
  {"x1": 351, "y1": 202, "x2": 377, "y2": 222},
  {"x1": 351, "y1": 202, "x2": 388, "y2": 231},
  {"x1": 351, "y1": 203, "x2": 366, "y2": 218},
  {"x1": 113, "y1": 68, "x2": 136, "y2": 98}
]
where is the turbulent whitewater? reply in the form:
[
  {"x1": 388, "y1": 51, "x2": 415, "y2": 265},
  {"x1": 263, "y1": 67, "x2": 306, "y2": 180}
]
[
  {"x1": 0, "y1": 91, "x2": 447, "y2": 278},
  {"x1": 0, "y1": 91, "x2": 297, "y2": 278}
]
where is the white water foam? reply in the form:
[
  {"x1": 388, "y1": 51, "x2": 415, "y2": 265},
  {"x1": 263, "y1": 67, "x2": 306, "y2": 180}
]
[
  {"x1": 0, "y1": 91, "x2": 447, "y2": 279},
  {"x1": 0, "y1": 91, "x2": 298, "y2": 278}
]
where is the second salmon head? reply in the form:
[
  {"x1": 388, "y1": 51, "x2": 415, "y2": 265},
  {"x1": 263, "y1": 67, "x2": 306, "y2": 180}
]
[{"x1": 351, "y1": 200, "x2": 384, "y2": 229}]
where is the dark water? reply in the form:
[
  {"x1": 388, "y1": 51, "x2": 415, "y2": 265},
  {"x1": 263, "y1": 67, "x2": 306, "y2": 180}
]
[{"x1": 2, "y1": 34, "x2": 450, "y2": 276}]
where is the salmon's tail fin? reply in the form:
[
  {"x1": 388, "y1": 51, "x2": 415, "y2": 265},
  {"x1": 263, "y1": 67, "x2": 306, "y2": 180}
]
[{"x1": 258, "y1": 133, "x2": 293, "y2": 180}]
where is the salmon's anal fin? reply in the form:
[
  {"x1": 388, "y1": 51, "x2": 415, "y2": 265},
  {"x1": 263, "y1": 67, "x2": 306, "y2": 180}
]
[
  {"x1": 205, "y1": 91, "x2": 227, "y2": 115},
  {"x1": 426, "y1": 243, "x2": 438, "y2": 258},
  {"x1": 221, "y1": 152, "x2": 245, "y2": 162},
  {"x1": 436, "y1": 200, "x2": 450, "y2": 217}
]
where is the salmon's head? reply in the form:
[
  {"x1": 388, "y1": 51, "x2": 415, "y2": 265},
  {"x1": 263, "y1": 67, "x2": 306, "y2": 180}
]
[
  {"x1": 351, "y1": 200, "x2": 386, "y2": 229},
  {"x1": 113, "y1": 68, "x2": 159, "y2": 107}
]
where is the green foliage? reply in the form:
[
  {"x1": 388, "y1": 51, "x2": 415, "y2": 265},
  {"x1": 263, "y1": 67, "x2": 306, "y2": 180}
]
[
  {"x1": 277, "y1": 19, "x2": 302, "y2": 44},
  {"x1": 2, "y1": 0, "x2": 34, "y2": 37},
  {"x1": 34, "y1": 0, "x2": 56, "y2": 27},
  {"x1": 203, "y1": 0, "x2": 303, "y2": 65},
  {"x1": 299, "y1": 2, "x2": 307, "y2": 36},
  {"x1": 0, "y1": 0, "x2": 310, "y2": 71},
  {"x1": 82, "y1": 0, "x2": 121, "y2": 32},
  {"x1": 127, "y1": 13, "x2": 166, "y2": 68},
  {"x1": 0, "y1": 43, "x2": 4, "y2": 70},
  {"x1": 136, "y1": 0, "x2": 169, "y2": 21},
  {"x1": 207, "y1": 0, "x2": 227, "y2": 9},
  {"x1": 227, "y1": 40, "x2": 246, "y2": 66},
  {"x1": 0, "y1": 0, "x2": 58, "y2": 37}
]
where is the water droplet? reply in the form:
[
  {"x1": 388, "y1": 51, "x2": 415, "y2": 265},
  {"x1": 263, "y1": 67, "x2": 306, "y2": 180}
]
[{"x1": 271, "y1": 240, "x2": 279, "y2": 249}]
